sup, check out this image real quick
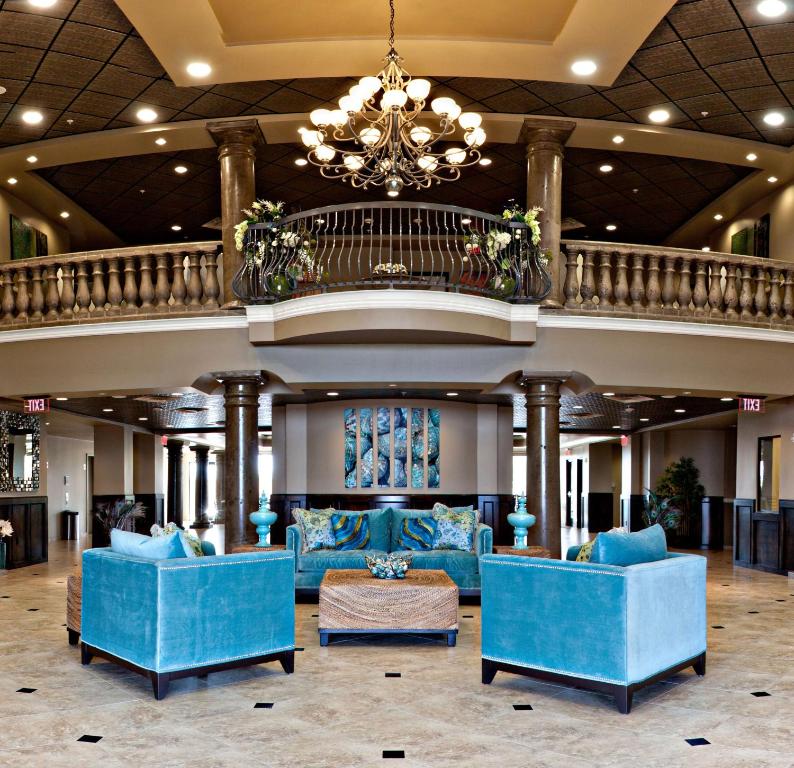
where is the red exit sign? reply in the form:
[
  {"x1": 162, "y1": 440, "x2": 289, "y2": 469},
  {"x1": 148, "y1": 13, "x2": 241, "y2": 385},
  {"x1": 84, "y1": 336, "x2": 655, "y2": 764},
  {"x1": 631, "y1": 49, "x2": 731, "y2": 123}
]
[
  {"x1": 23, "y1": 397, "x2": 50, "y2": 413},
  {"x1": 738, "y1": 396, "x2": 765, "y2": 413}
]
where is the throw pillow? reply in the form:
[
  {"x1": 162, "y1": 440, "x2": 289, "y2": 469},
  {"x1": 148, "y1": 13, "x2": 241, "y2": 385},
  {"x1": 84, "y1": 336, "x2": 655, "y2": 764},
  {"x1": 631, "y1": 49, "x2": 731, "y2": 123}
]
[
  {"x1": 331, "y1": 513, "x2": 371, "y2": 550},
  {"x1": 292, "y1": 508, "x2": 336, "y2": 553},
  {"x1": 432, "y1": 504, "x2": 478, "y2": 551},
  {"x1": 398, "y1": 516, "x2": 437, "y2": 551},
  {"x1": 151, "y1": 523, "x2": 204, "y2": 558},
  {"x1": 575, "y1": 538, "x2": 596, "y2": 562},
  {"x1": 590, "y1": 524, "x2": 668, "y2": 567},
  {"x1": 110, "y1": 529, "x2": 186, "y2": 561}
]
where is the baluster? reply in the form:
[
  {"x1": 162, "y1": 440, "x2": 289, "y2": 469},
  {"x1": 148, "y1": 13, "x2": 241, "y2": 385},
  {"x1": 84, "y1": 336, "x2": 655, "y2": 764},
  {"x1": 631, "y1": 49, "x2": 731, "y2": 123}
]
[
  {"x1": 60, "y1": 263, "x2": 75, "y2": 319},
  {"x1": 29, "y1": 265, "x2": 44, "y2": 320},
  {"x1": 138, "y1": 255, "x2": 155, "y2": 312},
  {"x1": 707, "y1": 260, "x2": 724, "y2": 319},
  {"x1": 613, "y1": 253, "x2": 629, "y2": 310},
  {"x1": 122, "y1": 255, "x2": 139, "y2": 313},
  {"x1": 44, "y1": 265, "x2": 60, "y2": 321},
  {"x1": 75, "y1": 262, "x2": 91, "y2": 316},
  {"x1": 724, "y1": 264, "x2": 738, "y2": 320},
  {"x1": 754, "y1": 266, "x2": 768, "y2": 321},
  {"x1": 579, "y1": 250, "x2": 596, "y2": 310},
  {"x1": 739, "y1": 265, "x2": 754, "y2": 321},
  {"x1": 646, "y1": 255, "x2": 661, "y2": 314},
  {"x1": 203, "y1": 249, "x2": 221, "y2": 309},
  {"x1": 171, "y1": 252, "x2": 187, "y2": 308},
  {"x1": 563, "y1": 248, "x2": 579, "y2": 309},
  {"x1": 154, "y1": 254, "x2": 171, "y2": 311},
  {"x1": 106, "y1": 257, "x2": 122, "y2": 315},
  {"x1": 91, "y1": 260, "x2": 107, "y2": 315},
  {"x1": 186, "y1": 252, "x2": 203, "y2": 307},
  {"x1": 768, "y1": 268, "x2": 782, "y2": 323},
  {"x1": 783, "y1": 269, "x2": 794, "y2": 325},
  {"x1": 629, "y1": 254, "x2": 646, "y2": 312},
  {"x1": 15, "y1": 269, "x2": 30, "y2": 322},
  {"x1": 661, "y1": 256, "x2": 677, "y2": 314},
  {"x1": 596, "y1": 252, "x2": 613, "y2": 310},
  {"x1": 691, "y1": 259, "x2": 708, "y2": 318},
  {"x1": 1, "y1": 269, "x2": 15, "y2": 323},
  {"x1": 677, "y1": 258, "x2": 692, "y2": 316}
]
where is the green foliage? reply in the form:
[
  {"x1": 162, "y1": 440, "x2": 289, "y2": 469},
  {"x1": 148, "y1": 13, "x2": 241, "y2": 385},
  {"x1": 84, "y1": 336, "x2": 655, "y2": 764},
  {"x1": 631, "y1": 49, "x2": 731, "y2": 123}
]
[
  {"x1": 95, "y1": 499, "x2": 145, "y2": 536},
  {"x1": 642, "y1": 488, "x2": 682, "y2": 531},
  {"x1": 655, "y1": 456, "x2": 704, "y2": 521}
]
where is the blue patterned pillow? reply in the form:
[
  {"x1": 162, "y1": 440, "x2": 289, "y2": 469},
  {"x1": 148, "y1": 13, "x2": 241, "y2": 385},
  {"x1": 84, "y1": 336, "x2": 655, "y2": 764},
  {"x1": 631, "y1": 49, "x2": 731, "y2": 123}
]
[
  {"x1": 432, "y1": 503, "x2": 478, "y2": 551},
  {"x1": 398, "y1": 516, "x2": 437, "y2": 551},
  {"x1": 331, "y1": 513, "x2": 371, "y2": 550}
]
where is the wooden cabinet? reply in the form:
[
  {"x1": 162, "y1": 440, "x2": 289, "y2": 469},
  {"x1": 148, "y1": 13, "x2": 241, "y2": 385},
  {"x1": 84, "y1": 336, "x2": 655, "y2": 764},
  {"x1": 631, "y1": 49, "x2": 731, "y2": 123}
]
[
  {"x1": 0, "y1": 496, "x2": 48, "y2": 569},
  {"x1": 734, "y1": 498, "x2": 794, "y2": 575}
]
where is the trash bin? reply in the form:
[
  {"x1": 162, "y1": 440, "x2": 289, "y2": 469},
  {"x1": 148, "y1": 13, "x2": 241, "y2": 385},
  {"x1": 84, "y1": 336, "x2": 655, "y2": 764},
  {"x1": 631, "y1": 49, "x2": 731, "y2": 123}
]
[{"x1": 62, "y1": 510, "x2": 79, "y2": 541}]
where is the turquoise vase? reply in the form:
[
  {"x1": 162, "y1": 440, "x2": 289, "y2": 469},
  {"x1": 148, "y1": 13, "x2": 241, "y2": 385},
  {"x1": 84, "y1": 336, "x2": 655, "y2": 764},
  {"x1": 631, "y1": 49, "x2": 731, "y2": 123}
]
[
  {"x1": 249, "y1": 493, "x2": 277, "y2": 548},
  {"x1": 507, "y1": 496, "x2": 536, "y2": 550}
]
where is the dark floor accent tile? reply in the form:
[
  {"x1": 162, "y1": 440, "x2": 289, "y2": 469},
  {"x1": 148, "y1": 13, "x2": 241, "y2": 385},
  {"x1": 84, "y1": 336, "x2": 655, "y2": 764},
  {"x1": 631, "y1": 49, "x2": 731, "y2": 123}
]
[
  {"x1": 462, "y1": 615, "x2": 474, "y2": 619},
  {"x1": 311, "y1": 614, "x2": 319, "y2": 617},
  {"x1": 27, "y1": 608, "x2": 39, "y2": 612},
  {"x1": 254, "y1": 702, "x2": 274, "y2": 709},
  {"x1": 722, "y1": 584, "x2": 730, "y2": 586},
  {"x1": 751, "y1": 691, "x2": 771, "y2": 697},
  {"x1": 383, "y1": 750, "x2": 405, "y2": 759},
  {"x1": 513, "y1": 704, "x2": 533, "y2": 710},
  {"x1": 711, "y1": 625, "x2": 725, "y2": 629},
  {"x1": 748, "y1": 611, "x2": 759, "y2": 614},
  {"x1": 1, "y1": 596, "x2": 9, "y2": 598},
  {"x1": 776, "y1": 599, "x2": 786, "y2": 602},
  {"x1": 77, "y1": 735, "x2": 102, "y2": 743},
  {"x1": 16, "y1": 688, "x2": 37, "y2": 694},
  {"x1": 685, "y1": 738, "x2": 710, "y2": 746},
  {"x1": 385, "y1": 672, "x2": 401, "y2": 678},
  {"x1": 295, "y1": 647, "x2": 305, "y2": 652}
]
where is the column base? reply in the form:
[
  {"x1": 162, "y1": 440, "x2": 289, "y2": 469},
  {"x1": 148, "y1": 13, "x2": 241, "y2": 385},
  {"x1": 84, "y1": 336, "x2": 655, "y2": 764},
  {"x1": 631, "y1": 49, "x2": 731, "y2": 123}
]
[{"x1": 190, "y1": 520, "x2": 213, "y2": 529}]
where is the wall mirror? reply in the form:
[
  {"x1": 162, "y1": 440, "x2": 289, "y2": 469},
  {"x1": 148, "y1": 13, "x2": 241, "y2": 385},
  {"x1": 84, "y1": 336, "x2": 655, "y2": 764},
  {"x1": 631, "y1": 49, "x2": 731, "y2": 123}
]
[{"x1": 0, "y1": 410, "x2": 40, "y2": 492}]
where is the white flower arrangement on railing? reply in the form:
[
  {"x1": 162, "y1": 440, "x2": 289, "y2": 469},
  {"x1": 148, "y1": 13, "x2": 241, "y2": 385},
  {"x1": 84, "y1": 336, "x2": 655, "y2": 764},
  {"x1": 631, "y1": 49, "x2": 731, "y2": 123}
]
[
  {"x1": 0, "y1": 519, "x2": 13, "y2": 538},
  {"x1": 234, "y1": 199, "x2": 284, "y2": 252}
]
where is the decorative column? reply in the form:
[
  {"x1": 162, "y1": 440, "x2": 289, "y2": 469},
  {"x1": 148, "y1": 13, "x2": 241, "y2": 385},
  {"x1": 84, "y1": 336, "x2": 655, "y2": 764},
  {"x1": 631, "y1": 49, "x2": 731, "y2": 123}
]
[
  {"x1": 206, "y1": 119, "x2": 261, "y2": 309},
  {"x1": 212, "y1": 449, "x2": 226, "y2": 523},
  {"x1": 520, "y1": 374, "x2": 568, "y2": 558},
  {"x1": 218, "y1": 372, "x2": 263, "y2": 551},
  {"x1": 166, "y1": 439, "x2": 184, "y2": 528},
  {"x1": 523, "y1": 119, "x2": 575, "y2": 308},
  {"x1": 190, "y1": 444, "x2": 212, "y2": 529}
]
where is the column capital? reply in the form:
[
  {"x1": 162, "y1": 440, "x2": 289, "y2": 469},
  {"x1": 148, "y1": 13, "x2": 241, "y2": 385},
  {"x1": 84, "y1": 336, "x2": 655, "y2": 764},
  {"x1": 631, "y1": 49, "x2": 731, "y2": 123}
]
[
  {"x1": 212, "y1": 370, "x2": 267, "y2": 386},
  {"x1": 517, "y1": 371, "x2": 574, "y2": 391},
  {"x1": 190, "y1": 444, "x2": 210, "y2": 457},
  {"x1": 165, "y1": 437, "x2": 184, "y2": 451},
  {"x1": 520, "y1": 118, "x2": 575, "y2": 149},
  {"x1": 206, "y1": 119, "x2": 263, "y2": 150}
]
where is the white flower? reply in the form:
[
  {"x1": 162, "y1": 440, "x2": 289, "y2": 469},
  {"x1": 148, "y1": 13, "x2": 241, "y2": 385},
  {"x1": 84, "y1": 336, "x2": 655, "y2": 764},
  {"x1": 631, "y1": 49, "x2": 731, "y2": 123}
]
[
  {"x1": 234, "y1": 221, "x2": 249, "y2": 252},
  {"x1": 0, "y1": 519, "x2": 13, "y2": 538},
  {"x1": 251, "y1": 201, "x2": 263, "y2": 212},
  {"x1": 280, "y1": 231, "x2": 300, "y2": 248}
]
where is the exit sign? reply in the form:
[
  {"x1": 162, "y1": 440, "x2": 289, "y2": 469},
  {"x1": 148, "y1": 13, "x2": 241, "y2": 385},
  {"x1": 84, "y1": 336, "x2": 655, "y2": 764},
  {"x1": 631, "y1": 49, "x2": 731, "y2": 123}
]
[
  {"x1": 738, "y1": 396, "x2": 765, "y2": 413},
  {"x1": 23, "y1": 397, "x2": 50, "y2": 413}
]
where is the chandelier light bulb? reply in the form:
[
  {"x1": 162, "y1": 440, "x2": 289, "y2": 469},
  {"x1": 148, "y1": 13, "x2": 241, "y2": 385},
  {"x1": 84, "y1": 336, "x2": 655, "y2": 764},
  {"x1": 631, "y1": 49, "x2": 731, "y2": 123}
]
[
  {"x1": 405, "y1": 78, "x2": 431, "y2": 101},
  {"x1": 344, "y1": 155, "x2": 364, "y2": 171},
  {"x1": 381, "y1": 89, "x2": 408, "y2": 110},
  {"x1": 300, "y1": 129, "x2": 322, "y2": 148},
  {"x1": 410, "y1": 126, "x2": 432, "y2": 145},
  {"x1": 339, "y1": 95, "x2": 363, "y2": 113},
  {"x1": 350, "y1": 84, "x2": 370, "y2": 103},
  {"x1": 358, "y1": 76, "x2": 382, "y2": 97},
  {"x1": 328, "y1": 109, "x2": 347, "y2": 127},
  {"x1": 431, "y1": 97, "x2": 457, "y2": 118},
  {"x1": 465, "y1": 127, "x2": 486, "y2": 147},
  {"x1": 445, "y1": 147, "x2": 466, "y2": 165},
  {"x1": 458, "y1": 112, "x2": 482, "y2": 130},
  {"x1": 310, "y1": 109, "x2": 332, "y2": 127},
  {"x1": 417, "y1": 156, "x2": 438, "y2": 172},
  {"x1": 359, "y1": 127, "x2": 382, "y2": 146},
  {"x1": 315, "y1": 145, "x2": 336, "y2": 163}
]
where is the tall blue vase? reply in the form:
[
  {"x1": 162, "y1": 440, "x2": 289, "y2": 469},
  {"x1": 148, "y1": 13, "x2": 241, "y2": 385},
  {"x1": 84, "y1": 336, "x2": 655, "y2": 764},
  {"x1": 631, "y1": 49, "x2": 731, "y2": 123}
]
[
  {"x1": 507, "y1": 496, "x2": 536, "y2": 550},
  {"x1": 249, "y1": 493, "x2": 277, "y2": 548}
]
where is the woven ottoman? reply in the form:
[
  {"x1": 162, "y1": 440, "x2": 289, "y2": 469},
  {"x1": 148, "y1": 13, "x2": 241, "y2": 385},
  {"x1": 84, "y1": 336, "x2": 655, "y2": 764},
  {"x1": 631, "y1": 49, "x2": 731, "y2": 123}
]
[
  {"x1": 318, "y1": 569, "x2": 459, "y2": 646},
  {"x1": 67, "y1": 574, "x2": 81, "y2": 646}
]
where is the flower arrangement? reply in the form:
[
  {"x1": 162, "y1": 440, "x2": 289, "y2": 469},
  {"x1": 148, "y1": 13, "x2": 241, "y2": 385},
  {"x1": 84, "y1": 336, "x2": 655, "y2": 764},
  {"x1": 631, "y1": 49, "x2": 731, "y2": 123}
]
[
  {"x1": 502, "y1": 202, "x2": 543, "y2": 246},
  {"x1": 234, "y1": 199, "x2": 284, "y2": 252},
  {"x1": 0, "y1": 519, "x2": 13, "y2": 538}
]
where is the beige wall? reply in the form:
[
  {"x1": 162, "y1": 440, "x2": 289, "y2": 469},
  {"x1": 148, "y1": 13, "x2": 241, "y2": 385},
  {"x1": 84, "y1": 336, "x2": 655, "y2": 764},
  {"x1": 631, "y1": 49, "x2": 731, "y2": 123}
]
[
  {"x1": 736, "y1": 403, "x2": 794, "y2": 500},
  {"x1": 1, "y1": 188, "x2": 70, "y2": 260},
  {"x1": 132, "y1": 432, "x2": 164, "y2": 494},
  {"x1": 93, "y1": 424, "x2": 133, "y2": 496},
  {"x1": 45, "y1": 436, "x2": 92, "y2": 542},
  {"x1": 661, "y1": 430, "x2": 727, "y2": 497}
]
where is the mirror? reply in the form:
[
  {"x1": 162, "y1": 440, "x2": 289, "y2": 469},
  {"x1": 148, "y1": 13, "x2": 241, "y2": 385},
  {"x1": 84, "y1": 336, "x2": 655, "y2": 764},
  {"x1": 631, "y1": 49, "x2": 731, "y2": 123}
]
[{"x1": 0, "y1": 410, "x2": 40, "y2": 492}]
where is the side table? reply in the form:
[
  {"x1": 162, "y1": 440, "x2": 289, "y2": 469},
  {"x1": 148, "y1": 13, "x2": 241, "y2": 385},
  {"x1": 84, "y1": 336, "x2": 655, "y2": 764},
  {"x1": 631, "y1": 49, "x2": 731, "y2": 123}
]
[
  {"x1": 231, "y1": 544, "x2": 286, "y2": 554},
  {"x1": 492, "y1": 545, "x2": 552, "y2": 559}
]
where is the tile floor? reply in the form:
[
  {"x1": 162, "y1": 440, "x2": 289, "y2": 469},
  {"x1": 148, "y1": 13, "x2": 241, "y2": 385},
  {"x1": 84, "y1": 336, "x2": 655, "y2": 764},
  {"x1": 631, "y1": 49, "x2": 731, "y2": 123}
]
[{"x1": 1, "y1": 538, "x2": 793, "y2": 767}]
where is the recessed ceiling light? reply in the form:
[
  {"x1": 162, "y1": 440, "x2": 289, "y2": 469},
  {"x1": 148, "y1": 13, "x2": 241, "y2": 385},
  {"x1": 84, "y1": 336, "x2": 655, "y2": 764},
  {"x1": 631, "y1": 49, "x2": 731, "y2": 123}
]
[
  {"x1": 661, "y1": 394, "x2": 676, "y2": 399},
  {"x1": 674, "y1": 409, "x2": 686, "y2": 413},
  {"x1": 757, "y1": 0, "x2": 787, "y2": 18},
  {"x1": 720, "y1": 397, "x2": 734, "y2": 402},
  {"x1": 612, "y1": 135, "x2": 624, "y2": 144},
  {"x1": 446, "y1": 392, "x2": 459, "y2": 397},
  {"x1": 682, "y1": 391, "x2": 692, "y2": 395},
  {"x1": 763, "y1": 111, "x2": 785, "y2": 127},
  {"x1": 171, "y1": 224, "x2": 182, "y2": 231},
  {"x1": 171, "y1": 392, "x2": 182, "y2": 396},
  {"x1": 102, "y1": 408, "x2": 114, "y2": 413},
  {"x1": 768, "y1": 176, "x2": 778, "y2": 183},
  {"x1": 571, "y1": 59, "x2": 597, "y2": 76},
  {"x1": 611, "y1": 425, "x2": 621, "y2": 429},
  {"x1": 746, "y1": 152, "x2": 758, "y2": 161},
  {"x1": 136, "y1": 107, "x2": 158, "y2": 123},
  {"x1": 714, "y1": 213, "x2": 723, "y2": 221},
  {"x1": 21, "y1": 110, "x2": 43, "y2": 125},
  {"x1": 603, "y1": 392, "x2": 615, "y2": 397},
  {"x1": 55, "y1": 397, "x2": 68, "y2": 401},
  {"x1": 29, "y1": 0, "x2": 58, "y2": 6},
  {"x1": 138, "y1": 416, "x2": 148, "y2": 421},
  {"x1": 573, "y1": 405, "x2": 583, "y2": 410},
  {"x1": 702, "y1": 246, "x2": 711, "y2": 251},
  {"x1": 166, "y1": 424, "x2": 174, "y2": 428},
  {"x1": 155, "y1": 137, "x2": 167, "y2": 146},
  {"x1": 639, "y1": 417, "x2": 650, "y2": 422},
  {"x1": 648, "y1": 109, "x2": 670, "y2": 123},
  {"x1": 60, "y1": 211, "x2": 69, "y2": 219},
  {"x1": 26, "y1": 155, "x2": 37, "y2": 163},
  {"x1": 478, "y1": 157, "x2": 492, "y2": 166},
  {"x1": 174, "y1": 165, "x2": 188, "y2": 174},
  {"x1": 111, "y1": 395, "x2": 126, "y2": 399},
  {"x1": 605, "y1": 224, "x2": 617, "y2": 231},
  {"x1": 388, "y1": 384, "x2": 397, "y2": 387},
  {"x1": 7, "y1": 177, "x2": 17, "y2": 185},
  {"x1": 294, "y1": 158, "x2": 308, "y2": 166},
  {"x1": 327, "y1": 391, "x2": 339, "y2": 397},
  {"x1": 599, "y1": 164, "x2": 613, "y2": 173},
  {"x1": 186, "y1": 61, "x2": 212, "y2": 78}
]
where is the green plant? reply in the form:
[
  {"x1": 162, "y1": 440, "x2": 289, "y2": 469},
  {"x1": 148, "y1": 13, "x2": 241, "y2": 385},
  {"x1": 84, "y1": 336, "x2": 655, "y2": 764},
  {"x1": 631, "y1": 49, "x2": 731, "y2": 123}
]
[
  {"x1": 95, "y1": 499, "x2": 145, "y2": 536},
  {"x1": 655, "y1": 456, "x2": 704, "y2": 523},
  {"x1": 642, "y1": 489, "x2": 681, "y2": 531}
]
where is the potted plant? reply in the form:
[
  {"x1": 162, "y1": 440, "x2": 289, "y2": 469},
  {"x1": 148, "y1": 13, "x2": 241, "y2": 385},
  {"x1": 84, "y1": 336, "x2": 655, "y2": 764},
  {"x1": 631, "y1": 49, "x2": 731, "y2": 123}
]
[
  {"x1": 0, "y1": 519, "x2": 13, "y2": 569},
  {"x1": 655, "y1": 457, "x2": 705, "y2": 547},
  {"x1": 93, "y1": 499, "x2": 145, "y2": 548},
  {"x1": 642, "y1": 489, "x2": 681, "y2": 533}
]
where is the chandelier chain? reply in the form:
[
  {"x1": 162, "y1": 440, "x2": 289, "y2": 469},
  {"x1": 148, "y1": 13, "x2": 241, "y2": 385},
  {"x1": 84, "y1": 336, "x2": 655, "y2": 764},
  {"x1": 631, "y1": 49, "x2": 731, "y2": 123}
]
[{"x1": 388, "y1": 0, "x2": 395, "y2": 50}]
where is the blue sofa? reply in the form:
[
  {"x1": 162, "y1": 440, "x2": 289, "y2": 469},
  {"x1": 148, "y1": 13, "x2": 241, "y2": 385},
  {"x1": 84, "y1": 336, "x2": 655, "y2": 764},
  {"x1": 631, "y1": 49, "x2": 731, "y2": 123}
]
[
  {"x1": 286, "y1": 507, "x2": 493, "y2": 594},
  {"x1": 80, "y1": 547, "x2": 296, "y2": 699},
  {"x1": 480, "y1": 552, "x2": 707, "y2": 712}
]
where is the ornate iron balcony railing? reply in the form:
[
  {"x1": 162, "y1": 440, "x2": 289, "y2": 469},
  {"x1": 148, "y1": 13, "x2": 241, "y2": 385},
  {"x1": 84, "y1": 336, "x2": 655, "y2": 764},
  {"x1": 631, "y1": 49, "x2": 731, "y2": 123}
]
[{"x1": 232, "y1": 202, "x2": 551, "y2": 304}]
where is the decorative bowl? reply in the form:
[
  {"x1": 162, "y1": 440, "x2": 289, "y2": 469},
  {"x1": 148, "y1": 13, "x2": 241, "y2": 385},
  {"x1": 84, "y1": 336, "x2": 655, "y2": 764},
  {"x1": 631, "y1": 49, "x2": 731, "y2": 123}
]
[{"x1": 365, "y1": 553, "x2": 412, "y2": 579}]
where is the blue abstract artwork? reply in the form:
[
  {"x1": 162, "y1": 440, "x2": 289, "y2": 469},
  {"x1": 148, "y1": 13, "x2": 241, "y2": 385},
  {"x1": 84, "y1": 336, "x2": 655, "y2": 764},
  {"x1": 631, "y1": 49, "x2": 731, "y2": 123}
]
[
  {"x1": 344, "y1": 408, "x2": 357, "y2": 488},
  {"x1": 411, "y1": 407, "x2": 425, "y2": 489},
  {"x1": 360, "y1": 408, "x2": 374, "y2": 488},
  {"x1": 428, "y1": 408, "x2": 440, "y2": 488},
  {"x1": 377, "y1": 407, "x2": 390, "y2": 487},
  {"x1": 393, "y1": 407, "x2": 408, "y2": 488}
]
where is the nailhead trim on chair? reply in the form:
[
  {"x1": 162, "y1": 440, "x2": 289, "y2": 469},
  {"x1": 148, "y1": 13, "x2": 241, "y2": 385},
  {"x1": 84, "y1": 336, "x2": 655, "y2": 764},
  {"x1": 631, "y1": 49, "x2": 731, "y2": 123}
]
[
  {"x1": 482, "y1": 559, "x2": 626, "y2": 577},
  {"x1": 159, "y1": 554, "x2": 293, "y2": 571}
]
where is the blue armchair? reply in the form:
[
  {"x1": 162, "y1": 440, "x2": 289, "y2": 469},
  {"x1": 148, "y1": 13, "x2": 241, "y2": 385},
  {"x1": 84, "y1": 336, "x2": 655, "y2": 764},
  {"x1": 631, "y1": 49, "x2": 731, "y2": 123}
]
[
  {"x1": 480, "y1": 552, "x2": 707, "y2": 713},
  {"x1": 80, "y1": 548, "x2": 296, "y2": 699}
]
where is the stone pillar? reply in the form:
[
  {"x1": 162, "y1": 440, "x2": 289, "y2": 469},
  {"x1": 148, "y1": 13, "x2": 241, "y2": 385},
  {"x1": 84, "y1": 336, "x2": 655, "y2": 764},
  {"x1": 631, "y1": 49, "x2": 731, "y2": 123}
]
[
  {"x1": 207, "y1": 119, "x2": 261, "y2": 308},
  {"x1": 166, "y1": 439, "x2": 185, "y2": 528},
  {"x1": 212, "y1": 449, "x2": 226, "y2": 523},
  {"x1": 521, "y1": 375, "x2": 567, "y2": 558},
  {"x1": 220, "y1": 373, "x2": 263, "y2": 551},
  {"x1": 523, "y1": 119, "x2": 575, "y2": 308},
  {"x1": 190, "y1": 444, "x2": 212, "y2": 529}
]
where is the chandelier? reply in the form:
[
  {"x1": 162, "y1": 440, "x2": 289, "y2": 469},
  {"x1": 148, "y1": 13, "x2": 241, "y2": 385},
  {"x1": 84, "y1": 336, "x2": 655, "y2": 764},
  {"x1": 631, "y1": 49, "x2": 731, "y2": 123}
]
[{"x1": 298, "y1": 0, "x2": 486, "y2": 197}]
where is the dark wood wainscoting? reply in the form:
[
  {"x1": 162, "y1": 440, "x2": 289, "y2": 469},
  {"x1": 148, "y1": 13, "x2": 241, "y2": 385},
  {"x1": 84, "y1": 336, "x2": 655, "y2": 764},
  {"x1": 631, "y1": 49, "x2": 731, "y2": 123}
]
[
  {"x1": 268, "y1": 494, "x2": 517, "y2": 546},
  {"x1": 734, "y1": 498, "x2": 794, "y2": 574},
  {"x1": 0, "y1": 496, "x2": 47, "y2": 569}
]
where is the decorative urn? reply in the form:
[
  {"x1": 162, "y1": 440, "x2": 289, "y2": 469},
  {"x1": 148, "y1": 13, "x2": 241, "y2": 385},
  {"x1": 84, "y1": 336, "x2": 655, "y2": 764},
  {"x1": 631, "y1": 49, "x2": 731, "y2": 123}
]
[
  {"x1": 249, "y1": 493, "x2": 277, "y2": 548},
  {"x1": 507, "y1": 496, "x2": 536, "y2": 550}
]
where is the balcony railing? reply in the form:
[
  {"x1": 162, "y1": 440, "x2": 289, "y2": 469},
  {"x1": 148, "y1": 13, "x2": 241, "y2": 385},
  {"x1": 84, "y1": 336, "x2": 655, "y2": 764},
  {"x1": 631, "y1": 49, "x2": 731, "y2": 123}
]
[
  {"x1": 562, "y1": 240, "x2": 794, "y2": 327},
  {"x1": 232, "y1": 202, "x2": 552, "y2": 304},
  {"x1": 0, "y1": 242, "x2": 222, "y2": 328}
]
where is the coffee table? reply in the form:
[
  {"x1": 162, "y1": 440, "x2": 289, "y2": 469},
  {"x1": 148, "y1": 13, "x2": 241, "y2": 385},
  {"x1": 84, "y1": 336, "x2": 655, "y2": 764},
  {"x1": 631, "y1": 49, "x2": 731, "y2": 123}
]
[{"x1": 318, "y1": 569, "x2": 459, "y2": 646}]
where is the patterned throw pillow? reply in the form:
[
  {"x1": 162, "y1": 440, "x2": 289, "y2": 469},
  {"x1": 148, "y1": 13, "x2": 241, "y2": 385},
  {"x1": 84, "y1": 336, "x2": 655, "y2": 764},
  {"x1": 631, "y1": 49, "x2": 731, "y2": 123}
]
[
  {"x1": 398, "y1": 516, "x2": 437, "y2": 551},
  {"x1": 331, "y1": 513, "x2": 371, "y2": 550},
  {"x1": 431, "y1": 503, "x2": 478, "y2": 551},
  {"x1": 576, "y1": 538, "x2": 596, "y2": 562},
  {"x1": 292, "y1": 508, "x2": 336, "y2": 553},
  {"x1": 151, "y1": 523, "x2": 204, "y2": 557}
]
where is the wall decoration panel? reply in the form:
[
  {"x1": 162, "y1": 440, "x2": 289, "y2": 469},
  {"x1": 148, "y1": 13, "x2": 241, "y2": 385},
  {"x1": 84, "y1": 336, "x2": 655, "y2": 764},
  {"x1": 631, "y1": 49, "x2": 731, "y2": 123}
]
[
  {"x1": 360, "y1": 408, "x2": 374, "y2": 488},
  {"x1": 428, "y1": 408, "x2": 440, "y2": 489},
  {"x1": 411, "y1": 408, "x2": 425, "y2": 489},
  {"x1": 344, "y1": 408, "x2": 357, "y2": 489},
  {"x1": 377, "y1": 407, "x2": 390, "y2": 488},
  {"x1": 394, "y1": 407, "x2": 408, "y2": 488}
]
